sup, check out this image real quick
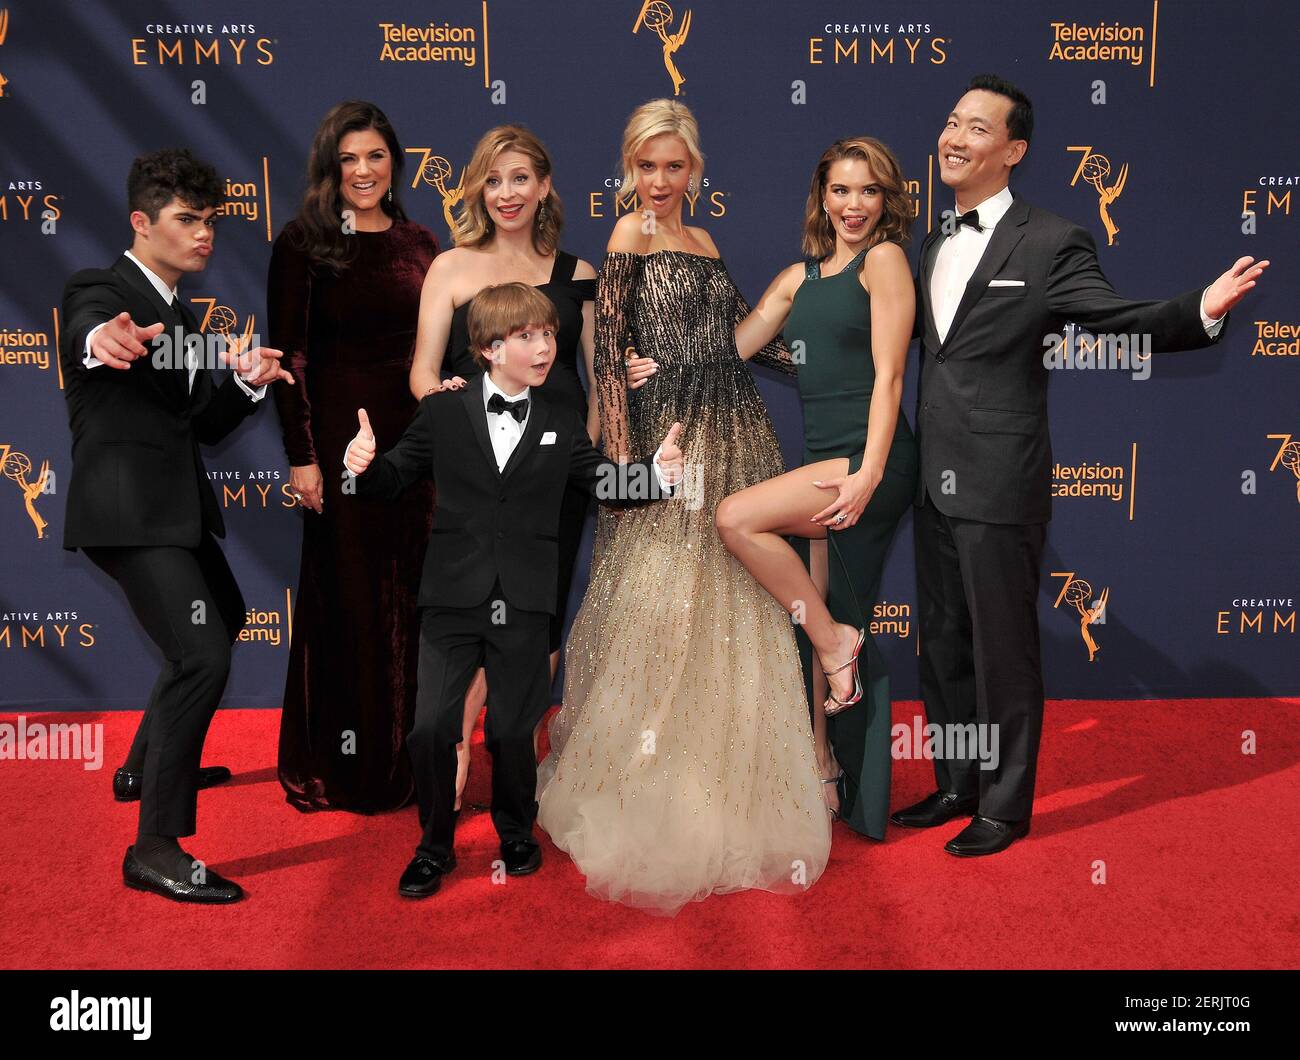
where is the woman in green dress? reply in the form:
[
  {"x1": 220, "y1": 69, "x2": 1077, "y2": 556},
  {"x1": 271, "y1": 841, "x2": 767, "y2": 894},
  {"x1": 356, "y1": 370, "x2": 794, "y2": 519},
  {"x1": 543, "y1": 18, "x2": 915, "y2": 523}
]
[{"x1": 713, "y1": 137, "x2": 918, "y2": 838}]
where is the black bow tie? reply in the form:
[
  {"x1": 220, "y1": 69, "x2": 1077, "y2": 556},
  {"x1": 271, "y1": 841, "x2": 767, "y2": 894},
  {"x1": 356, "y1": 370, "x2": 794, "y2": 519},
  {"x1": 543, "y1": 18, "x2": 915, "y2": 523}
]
[
  {"x1": 487, "y1": 392, "x2": 529, "y2": 422},
  {"x1": 956, "y1": 209, "x2": 983, "y2": 232}
]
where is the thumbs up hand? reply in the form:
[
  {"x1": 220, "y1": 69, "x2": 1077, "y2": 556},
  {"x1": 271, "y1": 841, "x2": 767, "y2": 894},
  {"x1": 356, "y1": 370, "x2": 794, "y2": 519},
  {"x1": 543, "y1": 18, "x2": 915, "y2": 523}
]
[
  {"x1": 654, "y1": 421, "x2": 684, "y2": 488},
  {"x1": 345, "y1": 408, "x2": 376, "y2": 475}
]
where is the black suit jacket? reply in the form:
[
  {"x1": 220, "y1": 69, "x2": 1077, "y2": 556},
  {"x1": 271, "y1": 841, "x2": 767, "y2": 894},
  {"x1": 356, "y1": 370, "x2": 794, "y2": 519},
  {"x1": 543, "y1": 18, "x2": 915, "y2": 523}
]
[
  {"x1": 59, "y1": 255, "x2": 261, "y2": 549},
  {"x1": 913, "y1": 194, "x2": 1225, "y2": 525},
  {"x1": 356, "y1": 384, "x2": 668, "y2": 613}
]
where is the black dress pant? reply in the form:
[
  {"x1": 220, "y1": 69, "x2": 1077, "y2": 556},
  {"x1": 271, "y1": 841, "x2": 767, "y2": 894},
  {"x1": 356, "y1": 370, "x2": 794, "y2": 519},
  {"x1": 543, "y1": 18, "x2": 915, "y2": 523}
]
[
  {"x1": 83, "y1": 534, "x2": 245, "y2": 837},
  {"x1": 913, "y1": 495, "x2": 1046, "y2": 822},
  {"x1": 407, "y1": 582, "x2": 551, "y2": 861}
]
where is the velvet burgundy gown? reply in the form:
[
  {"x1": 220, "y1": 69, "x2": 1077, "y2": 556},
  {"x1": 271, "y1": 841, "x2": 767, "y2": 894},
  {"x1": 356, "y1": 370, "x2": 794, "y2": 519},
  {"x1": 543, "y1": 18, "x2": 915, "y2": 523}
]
[{"x1": 269, "y1": 217, "x2": 438, "y2": 812}]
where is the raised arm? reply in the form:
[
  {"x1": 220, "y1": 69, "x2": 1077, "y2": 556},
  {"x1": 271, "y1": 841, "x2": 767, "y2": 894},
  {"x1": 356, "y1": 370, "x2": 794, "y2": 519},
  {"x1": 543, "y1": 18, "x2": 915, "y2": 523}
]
[
  {"x1": 1044, "y1": 224, "x2": 1255, "y2": 352},
  {"x1": 409, "y1": 249, "x2": 462, "y2": 399},
  {"x1": 734, "y1": 271, "x2": 799, "y2": 376},
  {"x1": 345, "y1": 399, "x2": 436, "y2": 503},
  {"x1": 61, "y1": 273, "x2": 160, "y2": 380},
  {"x1": 735, "y1": 263, "x2": 802, "y2": 366}
]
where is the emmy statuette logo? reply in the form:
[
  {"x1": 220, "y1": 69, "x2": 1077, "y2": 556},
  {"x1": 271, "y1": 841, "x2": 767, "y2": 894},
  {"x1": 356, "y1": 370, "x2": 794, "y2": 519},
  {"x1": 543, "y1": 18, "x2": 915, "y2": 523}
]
[
  {"x1": 1068, "y1": 146, "x2": 1128, "y2": 247},
  {"x1": 1052, "y1": 571, "x2": 1110, "y2": 663},
  {"x1": 633, "y1": 1, "x2": 690, "y2": 96},
  {"x1": 0, "y1": 442, "x2": 51, "y2": 539}
]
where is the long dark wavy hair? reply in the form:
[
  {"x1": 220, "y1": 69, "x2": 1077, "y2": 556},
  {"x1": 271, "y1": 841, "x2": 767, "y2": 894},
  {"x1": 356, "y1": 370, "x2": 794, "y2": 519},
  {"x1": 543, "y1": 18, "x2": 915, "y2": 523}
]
[{"x1": 290, "y1": 100, "x2": 409, "y2": 273}]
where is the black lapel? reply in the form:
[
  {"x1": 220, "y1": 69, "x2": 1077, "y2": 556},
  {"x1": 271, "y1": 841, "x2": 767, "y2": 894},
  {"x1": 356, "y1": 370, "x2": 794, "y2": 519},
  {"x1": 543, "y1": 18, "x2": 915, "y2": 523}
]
[
  {"x1": 175, "y1": 297, "x2": 201, "y2": 334},
  {"x1": 501, "y1": 392, "x2": 550, "y2": 482},
  {"x1": 113, "y1": 255, "x2": 188, "y2": 401},
  {"x1": 919, "y1": 227, "x2": 944, "y2": 343},
  {"x1": 939, "y1": 196, "x2": 1030, "y2": 353},
  {"x1": 463, "y1": 382, "x2": 501, "y2": 478},
  {"x1": 113, "y1": 255, "x2": 178, "y2": 325}
]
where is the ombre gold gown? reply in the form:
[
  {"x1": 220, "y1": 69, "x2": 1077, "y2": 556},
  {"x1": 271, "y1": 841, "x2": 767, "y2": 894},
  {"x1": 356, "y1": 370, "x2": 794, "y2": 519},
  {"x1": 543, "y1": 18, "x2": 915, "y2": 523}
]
[{"x1": 536, "y1": 250, "x2": 831, "y2": 914}]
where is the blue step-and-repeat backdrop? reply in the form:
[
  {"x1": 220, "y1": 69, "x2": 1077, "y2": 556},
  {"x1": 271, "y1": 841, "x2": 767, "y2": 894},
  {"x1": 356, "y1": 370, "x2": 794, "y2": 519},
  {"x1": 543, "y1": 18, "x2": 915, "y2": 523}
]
[{"x1": 0, "y1": 0, "x2": 1295, "y2": 708}]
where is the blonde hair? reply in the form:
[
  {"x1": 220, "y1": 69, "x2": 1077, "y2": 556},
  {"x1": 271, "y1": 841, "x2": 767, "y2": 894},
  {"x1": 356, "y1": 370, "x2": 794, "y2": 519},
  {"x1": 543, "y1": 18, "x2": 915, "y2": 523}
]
[
  {"x1": 466, "y1": 283, "x2": 560, "y2": 370},
  {"x1": 802, "y1": 137, "x2": 913, "y2": 260},
  {"x1": 618, "y1": 99, "x2": 705, "y2": 206},
  {"x1": 453, "y1": 124, "x2": 563, "y2": 253}
]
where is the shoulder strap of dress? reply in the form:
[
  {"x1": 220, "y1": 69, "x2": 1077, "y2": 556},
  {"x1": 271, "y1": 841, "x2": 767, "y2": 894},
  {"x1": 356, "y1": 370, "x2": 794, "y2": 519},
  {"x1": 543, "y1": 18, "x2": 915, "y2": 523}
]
[
  {"x1": 803, "y1": 258, "x2": 819, "y2": 281},
  {"x1": 552, "y1": 250, "x2": 577, "y2": 284}
]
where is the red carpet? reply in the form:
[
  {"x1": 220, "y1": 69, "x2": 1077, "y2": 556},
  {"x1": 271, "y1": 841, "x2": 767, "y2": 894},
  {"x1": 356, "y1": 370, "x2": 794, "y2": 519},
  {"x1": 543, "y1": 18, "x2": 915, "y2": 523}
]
[{"x1": 1, "y1": 698, "x2": 1296, "y2": 969}]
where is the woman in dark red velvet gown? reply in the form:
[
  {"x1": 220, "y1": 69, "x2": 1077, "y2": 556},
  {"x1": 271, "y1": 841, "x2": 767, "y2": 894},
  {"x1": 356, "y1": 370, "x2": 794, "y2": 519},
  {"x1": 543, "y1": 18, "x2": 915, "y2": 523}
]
[{"x1": 270, "y1": 101, "x2": 438, "y2": 812}]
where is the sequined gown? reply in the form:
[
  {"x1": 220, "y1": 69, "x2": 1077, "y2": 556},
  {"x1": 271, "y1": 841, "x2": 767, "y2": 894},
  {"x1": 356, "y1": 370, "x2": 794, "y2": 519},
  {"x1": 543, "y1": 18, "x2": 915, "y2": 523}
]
[{"x1": 536, "y1": 250, "x2": 831, "y2": 914}]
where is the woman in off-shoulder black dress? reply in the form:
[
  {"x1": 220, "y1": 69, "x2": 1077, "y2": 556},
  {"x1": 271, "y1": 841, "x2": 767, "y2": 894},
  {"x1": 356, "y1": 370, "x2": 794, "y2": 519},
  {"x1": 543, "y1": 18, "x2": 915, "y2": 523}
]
[{"x1": 408, "y1": 124, "x2": 597, "y2": 811}]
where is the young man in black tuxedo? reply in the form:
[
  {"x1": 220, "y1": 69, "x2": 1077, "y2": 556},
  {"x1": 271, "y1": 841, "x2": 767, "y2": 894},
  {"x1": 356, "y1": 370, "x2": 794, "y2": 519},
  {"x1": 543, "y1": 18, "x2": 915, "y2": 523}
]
[
  {"x1": 343, "y1": 283, "x2": 684, "y2": 898},
  {"x1": 893, "y1": 75, "x2": 1270, "y2": 855},
  {"x1": 61, "y1": 148, "x2": 293, "y2": 901}
]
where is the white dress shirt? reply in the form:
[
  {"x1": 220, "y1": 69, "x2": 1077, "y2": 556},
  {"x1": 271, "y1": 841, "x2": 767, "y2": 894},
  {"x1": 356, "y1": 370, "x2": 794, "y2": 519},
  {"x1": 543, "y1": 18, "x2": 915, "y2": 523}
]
[
  {"x1": 83, "y1": 249, "x2": 267, "y2": 401},
  {"x1": 344, "y1": 371, "x2": 677, "y2": 492},
  {"x1": 482, "y1": 372, "x2": 531, "y2": 471},
  {"x1": 929, "y1": 185, "x2": 1224, "y2": 343}
]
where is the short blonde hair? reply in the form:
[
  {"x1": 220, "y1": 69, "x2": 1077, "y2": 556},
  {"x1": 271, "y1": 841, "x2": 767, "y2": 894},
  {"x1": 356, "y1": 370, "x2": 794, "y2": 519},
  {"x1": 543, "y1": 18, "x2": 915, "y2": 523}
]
[
  {"x1": 618, "y1": 99, "x2": 705, "y2": 206},
  {"x1": 466, "y1": 283, "x2": 560, "y2": 369},
  {"x1": 453, "y1": 124, "x2": 563, "y2": 254}
]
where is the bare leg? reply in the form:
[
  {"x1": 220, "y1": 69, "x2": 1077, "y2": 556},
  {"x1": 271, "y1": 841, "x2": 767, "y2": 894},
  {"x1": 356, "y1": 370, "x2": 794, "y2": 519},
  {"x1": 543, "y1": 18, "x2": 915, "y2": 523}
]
[
  {"x1": 715, "y1": 459, "x2": 863, "y2": 708},
  {"x1": 455, "y1": 668, "x2": 487, "y2": 811},
  {"x1": 807, "y1": 538, "x2": 841, "y2": 816}
]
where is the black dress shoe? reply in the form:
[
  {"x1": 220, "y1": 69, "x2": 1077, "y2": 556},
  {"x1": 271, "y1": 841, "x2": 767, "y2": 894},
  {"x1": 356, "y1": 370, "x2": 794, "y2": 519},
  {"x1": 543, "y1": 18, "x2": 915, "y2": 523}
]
[
  {"x1": 500, "y1": 840, "x2": 542, "y2": 876},
  {"x1": 398, "y1": 854, "x2": 456, "y2": 898},
  {"x1": 122, "y1": 846, "x2": 244, "y2": 903},
  {"x1": 113, "y1": 765, "x2": 232, "y2": 802},
  {"x1": 944, "y1": 815, "x2": 1030, "y2": 857},
  {"x1": 890, "y1": 790, "x2": 978, "y2": 828}
]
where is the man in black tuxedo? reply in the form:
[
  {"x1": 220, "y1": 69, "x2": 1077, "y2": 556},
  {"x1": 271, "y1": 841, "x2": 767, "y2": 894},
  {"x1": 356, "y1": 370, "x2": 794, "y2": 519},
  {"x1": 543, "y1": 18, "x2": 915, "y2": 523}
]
[
  {"x1": 61, "y1": 148, "x2": 293, "y2": 901},
  {"x1": 891, "y1": 75, "x2": 1269, "y2": 855},
  {"x1": 343, "y1": 282, "x2": 684, "y2": 898}
]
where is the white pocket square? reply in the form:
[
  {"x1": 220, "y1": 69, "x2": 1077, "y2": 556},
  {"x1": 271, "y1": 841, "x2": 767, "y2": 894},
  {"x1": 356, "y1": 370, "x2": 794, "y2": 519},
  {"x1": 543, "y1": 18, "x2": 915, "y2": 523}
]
[
  {"x1": 988, "y1": 279, "x2": 1025, "y2": 287},
  {"x1": 540, "y1": 432, "x2": 557, "y2": 445}
]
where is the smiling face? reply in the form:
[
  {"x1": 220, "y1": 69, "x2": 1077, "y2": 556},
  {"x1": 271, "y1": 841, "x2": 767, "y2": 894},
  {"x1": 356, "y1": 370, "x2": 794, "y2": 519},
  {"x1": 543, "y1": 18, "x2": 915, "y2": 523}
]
[
  {"x1": 130, "y1": 198, "x2": 217, "y2": 285},
  {"x1": 938, "y1": 89, "x2": 1026, "y2": 207},
  {"x1": 482, "y1": 149, "x2": 551, "y2": 232},
  {"x1": 634, "y1": 133, "x2": 693, "y2": 219},
  {"x1": 823, "y1": 157, "x2": 885, "y2": 250},
  {"x1": 337, "y1": 128, "x2": 393, "y2": 215},
  {"x1": 484, "y1": 322, "x2": 556, "y2": 395}
]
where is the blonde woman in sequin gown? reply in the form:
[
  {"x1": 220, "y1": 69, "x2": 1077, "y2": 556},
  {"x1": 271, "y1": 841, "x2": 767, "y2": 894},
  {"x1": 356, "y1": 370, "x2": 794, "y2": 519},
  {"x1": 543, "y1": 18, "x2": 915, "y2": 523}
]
[{"x1": 536, "y1": 100, "x2": 831, "y2": 914}]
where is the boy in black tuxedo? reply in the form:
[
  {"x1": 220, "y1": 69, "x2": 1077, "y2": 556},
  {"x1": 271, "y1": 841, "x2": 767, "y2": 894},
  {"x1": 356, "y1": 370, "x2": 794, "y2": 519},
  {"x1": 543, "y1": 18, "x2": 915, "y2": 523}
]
[
  {"x1": 60, "y1": 148, "x2": 293, "y2": 902},
  {"x1": 343, "y1": 282, "x2": 684, "y2": 898}
]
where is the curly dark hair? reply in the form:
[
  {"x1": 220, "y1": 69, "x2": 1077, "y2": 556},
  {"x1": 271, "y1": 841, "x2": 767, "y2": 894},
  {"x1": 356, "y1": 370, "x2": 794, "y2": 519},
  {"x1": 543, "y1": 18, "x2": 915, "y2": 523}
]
[{"x1": 127, "y1": 148, "x2": 222, "y2": 221}]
